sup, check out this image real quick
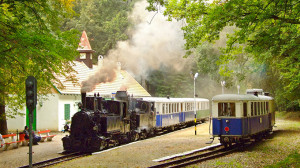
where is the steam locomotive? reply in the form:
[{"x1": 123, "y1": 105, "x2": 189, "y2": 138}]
[{"x1": 62, "y1": 91, "x2": 210, "y2": 152}]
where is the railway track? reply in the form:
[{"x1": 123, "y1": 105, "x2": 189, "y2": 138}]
[
  {"x1": 149, "y1": 144, "x2": 242, "y2": 168},
  {"x1": 19, "y1": 152, "x2": 91, "y2": 168}
]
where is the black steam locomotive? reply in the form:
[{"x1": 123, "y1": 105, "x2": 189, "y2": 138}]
[{"x1": 62, "y1": 91, "x2": 155, "y2": 152}]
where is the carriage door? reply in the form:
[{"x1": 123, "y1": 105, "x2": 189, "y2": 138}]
[{"x1": 149, "y1": 102, "x2": 155, "y2": 127}]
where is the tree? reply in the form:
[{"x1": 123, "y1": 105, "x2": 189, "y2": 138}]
[
  {"x1": 147, "y1": 0, "x2": 300, "y2": 109},
  {"x1": 62, "y1": 0, "x2": 137, "y2": 62},
  {"x1": 0, "y1": 0, "x2": 79, "y2": 134}
]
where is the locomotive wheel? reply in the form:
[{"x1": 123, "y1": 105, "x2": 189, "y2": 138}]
[
  {"x1": 133, "y1": 133, "x2": 139, "y2": 141},
  {"x1": 113, "y1": 140, "x2": 119, "y2": 147},
  {"x1": 140, "y1": 132, "x2": 146, "y2": 140},
  {"x1": 99, "y1": 140, "x2": 107, "y2": 150}
]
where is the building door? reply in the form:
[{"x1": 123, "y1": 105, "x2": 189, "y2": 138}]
[
  {"x1": 26, "y1": 108, "x2": 37, "y2": 131},
  {"x1": 64, "y1": 104, "x2": 70, "y2": 121}
]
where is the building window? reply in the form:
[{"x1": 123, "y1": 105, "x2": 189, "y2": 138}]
[
  {"x1": 64, "y1": 104, "x2": 70, "y2": 120},
  {"x1": 80, "y1": 53, "x2": 86, "y2": 59}
]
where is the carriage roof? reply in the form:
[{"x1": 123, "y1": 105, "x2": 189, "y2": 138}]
[
  {"x1": 141, "y1": 97, "x2": 209, "y2": 103},
  {"x1": 212, "y1": 94, "x2": 273, "y2": 101}
]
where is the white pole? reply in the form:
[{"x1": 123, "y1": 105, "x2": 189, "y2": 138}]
[
  {"x1": 194, "y1": 77, "x2": 196, "y2": 135},
  {"x1": 194, "y1": 73, "x2": 198, "y2": 135},
  {"x1": 221, "y1": 81, "x2": 226, "y2": 94}
]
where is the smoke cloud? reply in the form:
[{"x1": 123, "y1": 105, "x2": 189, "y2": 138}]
[
  {"x1": 81, "y1": 59, "x2": 118, "y2": 93},
  {"x1": 81, "y1": 0, "x2": 192, "y2": 93},
  {"x1": 107, "y1": 0, "x2": 191, "y2": 77}
]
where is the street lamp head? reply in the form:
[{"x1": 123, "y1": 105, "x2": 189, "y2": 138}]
[
  {"x1": 221, "y1": 81, "x2": 226, "y2": 86},
  {"x1": 194, "y1": 73, "x2": 198, "y2": 79}
]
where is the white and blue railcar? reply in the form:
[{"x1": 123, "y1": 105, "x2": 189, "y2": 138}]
[
  {"x1": 212, "y1": 89, "x2": 275, "y2": 146},
  {"x1": 142, "y1": 97, "x2": 210, "y2": 128}
]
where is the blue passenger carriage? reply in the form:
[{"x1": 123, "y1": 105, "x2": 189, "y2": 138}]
[
  {"x1": 142, "y1": 97, "x2": 210, "y2": 129},
  {"x1": 212, "y1": 89, "x2": 275, "y2": 146}
]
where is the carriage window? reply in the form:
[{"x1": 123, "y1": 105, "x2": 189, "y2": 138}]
[
  {"x1": 266, "y1": 102, "x2": 269, "y2": 113},
  {"x1": 151, "y1": 102, "x2": 155, "y2": 111},
  {"x1": 251, "y1": 102, "x2": 254, "y2": 116},
  {"x1": 243, "y1": 103, "x2": 247, "y2": 117},
  {"x1": 259, "y1": 102, "x2": 262, "y2": 115},
  {"x1": 218, "y1": 103, "x2": 235, "y2": 117},
  {"x1": 258, "y1": 102, "x2": 261, "y2": 115},
  {"x1": 173, "y1": 103, "x2": 175, "y2": 112},
  {"x1": 181, "y1": 103, "x2": 183, "y2": 111},
  {"x1": 166, "y1": 104, "x2": 169, "y2": 113},
  {"x1": 262, "y1": 102, "x2": 265, "y2": 114},
  {"x1": 254, "y1": 102, "x2": 257, "y2": 116}
]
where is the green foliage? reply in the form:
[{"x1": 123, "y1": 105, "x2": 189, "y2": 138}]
[
  {"x1": 265, "y1": 151, "x2": 300, "y2": 168},
  {"x1": 146, "y1": 65, "x2": 194, "y2": 97},
  {"x1": 62, "y1": 0, "x2": 137, "y2": 62},
  {"x1": 0, "y1": 0, "x2": 79, "y2": 134},
  {"x1": 147, "y1": 0, "x2": 300, "y2": 109}
]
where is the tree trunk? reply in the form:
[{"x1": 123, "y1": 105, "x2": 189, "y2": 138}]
[{"x1": 0, "y1": 92, "x2": 8, "y2": 135}]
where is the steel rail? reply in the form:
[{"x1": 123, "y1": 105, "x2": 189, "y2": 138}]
[
  {"x1": 18, "y1": 152, "x2": 90, "y2": 168},
  {"x1": 148, "y1": 144, "x2": 240, "y2": 168}
]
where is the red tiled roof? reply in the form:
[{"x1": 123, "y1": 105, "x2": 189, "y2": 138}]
[
  {"x1": 54, "y1": 61, "x2": 151, "y2": 97},
  {"x1": 78, "y1": 31, "x2": 92, "y2": 50}
]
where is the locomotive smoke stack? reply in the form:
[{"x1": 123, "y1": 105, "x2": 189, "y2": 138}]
[
  {"x1": 115, "y1": 91, "x2": 128, "y2": 101},
  {"x1": 81, "y1": 92, "x2": 87, "y2": 109}
]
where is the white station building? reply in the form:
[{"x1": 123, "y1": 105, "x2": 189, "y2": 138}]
[{"x1": 7, "y1": 31, "x2": 151, "y2": 132}]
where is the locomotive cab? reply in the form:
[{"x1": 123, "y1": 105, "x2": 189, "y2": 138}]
[{"x1": 134, "y1": 100, "x2": 156, "y2": 134}]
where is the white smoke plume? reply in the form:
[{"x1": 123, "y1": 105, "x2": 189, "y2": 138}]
[
  {"x1": 107, "y1": 0, "x2": 191, "y2": 77},
  {"x1": 81, "y1": 59, "x2": 118, "y2": 93},
  {"x1": 81, "y1": 0, "x2": 191, "y2": 92}
]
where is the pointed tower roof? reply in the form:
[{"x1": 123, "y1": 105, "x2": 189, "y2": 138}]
[{"x1": 78, "y1": 31, "x2": 92, "y2": 50}]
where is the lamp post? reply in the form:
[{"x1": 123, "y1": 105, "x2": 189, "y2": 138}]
[{"x1": 194, "y1": 72, "x2": 198, "y2": 135}]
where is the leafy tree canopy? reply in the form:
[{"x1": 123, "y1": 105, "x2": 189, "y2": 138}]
[
  {"x1": 147, "y1": 0, "x2": 300, "y2": 107},
  {"x1": 62, "y1": 0, "x2": 137, "y2": 62},
  {"x1": 0, "y1": 0, "x2": 80, "y2": 134}
]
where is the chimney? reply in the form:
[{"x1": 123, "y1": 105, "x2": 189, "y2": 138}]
[
  {"x1": 98, "y1": 55, "x2": 104, "y2": 68},
  {"x1": 81, "y1": 92, "x2": 86, "y2": 109},
  {"x1": 115, "y1": 91, "x2": 128, "y2": 101},
  {"x1": 117, "y1": 62, "x2": 121, "y2": 71}
]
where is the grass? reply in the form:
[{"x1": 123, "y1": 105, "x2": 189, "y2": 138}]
[
  {"x1": 214, "y1": 159, "x2": 244, "y2": 168},
  {"x1": 265, "y1": 151, "x2": 300, "y2": 168}
]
